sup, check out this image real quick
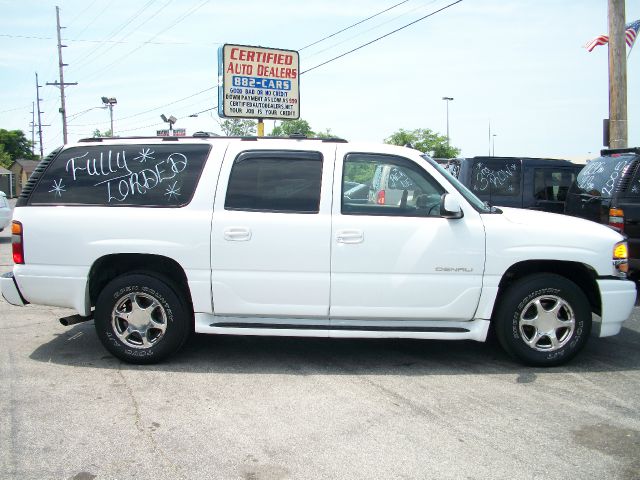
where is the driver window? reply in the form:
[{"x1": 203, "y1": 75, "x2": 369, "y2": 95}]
[{"x1": 341, "y1": 153, "x2": 445, "y2": 217}]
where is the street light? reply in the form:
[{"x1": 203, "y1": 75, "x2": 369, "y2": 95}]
[
  {"x1": 160, "y1": 114, "x2": 177, "y2": 134},
  {"x1": 101, "y1": 96, "x2": 117, "y2": 137},
  {"x1": 442, "y1": 96, "x2": 454, "y2": 147},
  {"x1": 492, "y1": 134, "x2": 497, "y2": 157}
]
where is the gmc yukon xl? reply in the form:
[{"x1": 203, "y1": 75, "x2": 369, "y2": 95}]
[{"x1": 1, "y1": 136, "x2": 636, "y2": 366}]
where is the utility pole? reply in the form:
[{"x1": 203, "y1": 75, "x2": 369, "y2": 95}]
[
  {"x1": 608, "y1": 0, "x2": 627, "y2": 148},
  {"x1": 47, "y1": 6, "x2": 77, "y2": 145},
  {"x1": 35, "y1": 73, "x2": 45, "y2": 159},
  {"x1": 30, "y1": 102, "x2": 36, "y2": 155}
]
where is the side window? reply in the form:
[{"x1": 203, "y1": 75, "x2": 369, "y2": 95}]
[
  {"x1": 225, "y1": 151, "x2": 323, "y2": 213},
  {"x1": 534, "y1": 168, "x2": 576, "y2": 201},
  {"x1": 470, "y1": 160, "x2": 521, "y2": 196},
  {"x1": 28, "y1": 144, "x2": 211, "y2": 207},
  {"x1": 342, "y1": 153, "x2": 445, "y2": 217}
]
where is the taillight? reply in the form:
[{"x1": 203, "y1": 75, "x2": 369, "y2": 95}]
[
  {"x1": 376, "y1": 190, "x2": 386, "y2": 205},
  {"x1": 11, "y1": 221, "x2": 24, "y2": 264},
  {"x1": 609, "y1": 208, "x2": 624, "y2": 232}
]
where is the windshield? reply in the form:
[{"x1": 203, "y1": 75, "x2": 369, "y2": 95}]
[
  {"x1": 573, "y1": 155, "x2": 635, "y2": 198},
  {"x1": 421, "y1": 155, "x2": 491, "y2": 213}
]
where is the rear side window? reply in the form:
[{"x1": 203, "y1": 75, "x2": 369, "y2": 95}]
[
  {"x1": 225, "y1": 151, "x2": 323, "y2": 213},
  {"x1": 534, "y1": 169, "x2": 576, "y2": 201},
  {"x1": 574, "y1": 156, "x2": 635, "y2": 197},
  {"x1": 470, "y1": 159, "x2": 521, "y2": 196},
  {"x1": 28, "y1": 144, "x2": 211, "y2": 207}
]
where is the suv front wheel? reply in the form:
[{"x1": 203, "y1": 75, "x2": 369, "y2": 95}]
[
  {"x1": 94, "y1": 273, "x2": 191, "y2": 364},
  {"x1": 494, "y1": 274, "x2": 592, "y2": 367}
]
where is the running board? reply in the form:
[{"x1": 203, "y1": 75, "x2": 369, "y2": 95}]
[{"x1": 194, "y1": 314, "x2": 490, "y2": 342}]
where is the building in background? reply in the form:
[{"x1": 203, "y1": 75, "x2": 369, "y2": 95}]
[{"x1": 10, "y1": 159, "x2": 40, "y2": 197}]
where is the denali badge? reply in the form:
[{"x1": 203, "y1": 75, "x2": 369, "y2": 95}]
[{"x1": 435, "y1": 267, "x2": 474, "y2": 272}]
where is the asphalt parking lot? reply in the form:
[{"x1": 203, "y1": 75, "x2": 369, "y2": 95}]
[{"x1": 1, "y1": 203, "x2": 640, "y2": 480}]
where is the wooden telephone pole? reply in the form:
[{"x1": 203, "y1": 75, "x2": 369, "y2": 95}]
[
  {"x1": 608, "y1": 0, "x2": 628, "y2": 148},
  {"x1": 46, "y1": 6, "x2": 77, "y2": 145}
]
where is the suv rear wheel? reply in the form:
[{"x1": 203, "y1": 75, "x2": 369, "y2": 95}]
[
  {"x1": 495, "y1": 274, "x2": 591, "y2": 367},
  {"x1": 94, "y1": 273, "x2": 191, "y2": 364}
]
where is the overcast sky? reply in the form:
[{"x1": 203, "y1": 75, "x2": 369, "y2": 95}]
[{"x1": 1, "y1": 0, "x2": 638, "y2": 159}]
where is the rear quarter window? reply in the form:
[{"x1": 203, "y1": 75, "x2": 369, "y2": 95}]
[
  {"x1": 470, "y1": 159, "x2": 521, "y2": 196},
  {"x1": 28, "y1": 144, "x2": 211, "y2": 207},
  {"x1": 574, "y1": 156, "x2": 635, "y2": 197}
]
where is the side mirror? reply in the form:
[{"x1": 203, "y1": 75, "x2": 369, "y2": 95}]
[{"x1": 440, "y1": 194, "x2": 463, "y2": 219}]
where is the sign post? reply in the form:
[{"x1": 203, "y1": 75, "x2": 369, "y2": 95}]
[{"x1": 218, "y1": 44, "x2": 300, "y2": 136}]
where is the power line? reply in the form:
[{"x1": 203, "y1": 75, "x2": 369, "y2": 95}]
[
  {"x1": 298, "y1": 0, "x2": 409, "y2": 51},
  {"x1": 70, "y1": 86, "x2": 216, "y2": 127},
  {"x1": 56, "y1": 0, "x2": 459, "y2": 138},
  {"x1": 301, "y1": 0, "x2": 463, "y2": 75},
  {"x1": 78, "y1": 0, "x2": 208, "y2": 82},
  {"x1": 69, "y1": 0, "x2": 165, "y2": 70},
  {"x1": 0, "y1": 33, "x2": 222, "y2": 46},
  {"x1": 303, "y1": 0, "x2": 439, "y2": 61},
  {"x1": 70, "y1": 0, "x2": 117, "y2": 41}
]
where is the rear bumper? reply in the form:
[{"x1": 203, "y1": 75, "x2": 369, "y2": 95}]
[
  {"x1": 594, "y1": 278, "x2": 636, "y2": 337},
  {"x1": 1, "y1": 272, "x2": 26, "y2": 307}
]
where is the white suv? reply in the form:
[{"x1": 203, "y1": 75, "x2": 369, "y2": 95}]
[{"x1": 1, "y1": 136, "x2": 636, "y2": 366}]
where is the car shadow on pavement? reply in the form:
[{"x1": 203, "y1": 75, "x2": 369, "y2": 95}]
[{"x1": 29, "y1": 320, "x2": 640, "y2": 376}]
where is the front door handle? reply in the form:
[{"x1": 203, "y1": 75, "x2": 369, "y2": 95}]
[
  {"x1": 336, "y1": 230, "x2": 364, "y2": 244},
  {"x1": 224, "y1": 227, "x2": 252, "y2": 241}
]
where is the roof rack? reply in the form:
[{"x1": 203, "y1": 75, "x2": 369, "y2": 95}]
[{"x1": 77, "y1": 135, "x2": 348, "y2": 143}]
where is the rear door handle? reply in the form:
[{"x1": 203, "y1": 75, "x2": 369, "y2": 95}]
[
  {"x1": 336, "y1": 230, "x2": 364, "y2": 244},
  {"x1": 224, "y1": 227, "x2": 252, "y2": 241}
]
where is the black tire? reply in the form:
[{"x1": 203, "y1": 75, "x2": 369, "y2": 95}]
[
  {"x1": 494, "y1": 274, "x2": 591, "y2": 367},
  {"x1": 94, "y1": 273, "x2": 191, "y2": 364}
]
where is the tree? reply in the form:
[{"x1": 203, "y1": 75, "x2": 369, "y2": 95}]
[
  {"x1": 0, "y1": 129, "x2": 36, "y2": 163},
  {"x1": 219, "y1": 119, "x2": 256, "y2": 136},
  {"x1": 92, "y1": 128, "x2": 113, "y2": 138},
  {"x1": 0, "y1": 145, "x2": 12, "y2": 169},
  {"x1": 269, "y1": 119, "x2": 314, "y2": 137},
  {"x1": 384, "y1": 128, "x2": 460, "y2": 158},
  {"x1": 315, "y1": 128, "x2": 340, "y2": 139}
]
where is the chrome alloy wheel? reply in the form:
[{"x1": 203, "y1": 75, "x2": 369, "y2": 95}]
[
  {"x1": 111, "y1": 292, "x2": 168, "y2": 349},
  {"x1": 518, "y1": 295, "x2": 576, "y2": 352}
]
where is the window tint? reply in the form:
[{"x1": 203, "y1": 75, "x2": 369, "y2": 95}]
[
  {"x1": 534, "y1": 169, "x2": 576, "y2": 202},
  {"x1": 574, "y1": 156, "x2": 635, "y2": 197},
  {"x1": 225, "y1": 151, "x2": 322, "y2": 213},
  {"x1": 28, "y1": 144, "x2": 211, "y2": 207},
  {"x1": 470, "y1": 159, "x2": 521, "y2": 196},
  {"x1": 342, "y1": 153, "x2": 445, "y2": 217}
]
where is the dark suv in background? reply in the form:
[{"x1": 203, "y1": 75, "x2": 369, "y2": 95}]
[
  {"x1": 565, "y1": 147, "x2": 640, "y2": 272},
  {"x1": 435, "y1": 156, "x2": 582, "y2": 213}
]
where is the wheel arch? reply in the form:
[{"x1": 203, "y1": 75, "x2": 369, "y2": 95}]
[
  {"x1": 87, "y1": 253, "x2": 193, "y2": 310},
  {"x1": 492, "y1": 260, "x2": 601, "y2": 319}
]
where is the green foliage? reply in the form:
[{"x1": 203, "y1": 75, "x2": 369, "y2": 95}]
[
  {"x1": 0, "y1": 145, "x2": 12, "y2": 169},
  {"x1": 343, "y1": 162, "x2": 376, "y2": 185},
  {"x1": 92, "y1": 128, "x2": 113, "y2": 138},
  {"x1": 0, "y1": 129, "x2": 36, "y2": 164},
  {"x1": 384, "y1": 128, "x2": 460, "y2": 159},
  {"x1": 269, "y1": 119, "x2": 313, "y2": 137},
  {"x1": 219, "y1": 119, "x2": 256, "y2": 136}
]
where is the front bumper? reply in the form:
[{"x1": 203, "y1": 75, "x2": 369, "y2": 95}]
[
  {"x1": 1, "y1": 272, "x2": 26, "y2": 307},
  {"x1": 594, "y1": 278, "x2": 637, "y2": 337}
]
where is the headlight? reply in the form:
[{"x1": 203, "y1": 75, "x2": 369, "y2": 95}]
[{"x1": 613, "y1": 241, "x2": 629, "y2": 276}]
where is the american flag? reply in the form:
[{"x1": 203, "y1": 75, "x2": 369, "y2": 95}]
[{"x1": 585, "y1": 19, "x2": 640, "y2": 52}]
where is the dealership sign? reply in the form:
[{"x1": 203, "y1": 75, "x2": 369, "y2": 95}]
[{"x1": 218, "y1": 44, "x2": 300, "y2": 120}]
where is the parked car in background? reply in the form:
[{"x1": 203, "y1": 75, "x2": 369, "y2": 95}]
[
  {"x1": 433, "y1": 156, "x2": 582, "y2": 213},
  {"x1": 0, "y1": 191, "x2": 11, "y2": 231},
  {"x1": 565, "y1": 147, "x2": 640, "y2": 273}
]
